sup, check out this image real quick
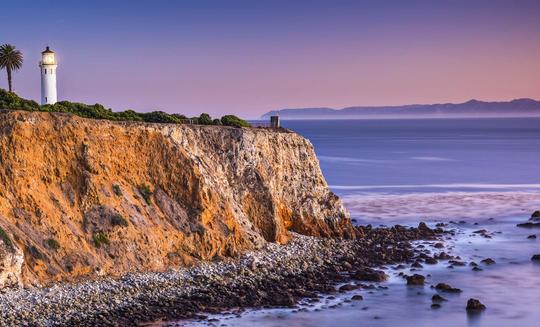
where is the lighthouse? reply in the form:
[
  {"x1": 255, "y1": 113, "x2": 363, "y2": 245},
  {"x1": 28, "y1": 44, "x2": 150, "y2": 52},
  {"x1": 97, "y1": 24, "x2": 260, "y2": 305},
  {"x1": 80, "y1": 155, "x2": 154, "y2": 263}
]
[{"x1": 39, "y1": 46, "x2": 57, "y2": 105}]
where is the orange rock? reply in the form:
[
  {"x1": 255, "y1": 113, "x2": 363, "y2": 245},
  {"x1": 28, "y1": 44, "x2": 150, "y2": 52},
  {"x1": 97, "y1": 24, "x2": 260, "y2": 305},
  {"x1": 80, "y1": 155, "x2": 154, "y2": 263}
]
[{"x1": 0, "y1": 110, "x2": 354, "y2": 287}]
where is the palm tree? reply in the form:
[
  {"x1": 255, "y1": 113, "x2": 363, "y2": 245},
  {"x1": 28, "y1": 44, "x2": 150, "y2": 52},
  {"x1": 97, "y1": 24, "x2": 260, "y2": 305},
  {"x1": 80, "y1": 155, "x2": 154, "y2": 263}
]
[{"x1": 0, "y1": 44, "x2": 23, "y2": 92}]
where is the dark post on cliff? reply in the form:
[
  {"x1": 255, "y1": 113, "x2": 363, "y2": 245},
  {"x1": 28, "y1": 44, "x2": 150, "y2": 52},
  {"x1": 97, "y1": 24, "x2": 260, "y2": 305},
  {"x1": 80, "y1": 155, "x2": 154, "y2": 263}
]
[{"x1": 270, "y1": 116, "x2": 280, "y2": 128}]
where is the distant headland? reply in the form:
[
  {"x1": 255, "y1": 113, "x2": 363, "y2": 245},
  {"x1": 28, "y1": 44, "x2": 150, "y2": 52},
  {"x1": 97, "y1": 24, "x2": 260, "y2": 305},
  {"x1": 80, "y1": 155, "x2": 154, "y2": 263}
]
[{"x1": 262, "y1": 99, "x2": 540, "y2": 120}]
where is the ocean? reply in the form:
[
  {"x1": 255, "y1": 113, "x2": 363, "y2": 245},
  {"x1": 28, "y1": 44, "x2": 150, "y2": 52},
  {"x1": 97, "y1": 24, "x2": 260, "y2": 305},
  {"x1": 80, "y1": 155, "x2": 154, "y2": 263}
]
[
  {"x1": 178, "y1": 118, "x2": 540, "y2": 327},
  {"x1": 286, "y1": 118, "x2": 540, "y2": 223}
]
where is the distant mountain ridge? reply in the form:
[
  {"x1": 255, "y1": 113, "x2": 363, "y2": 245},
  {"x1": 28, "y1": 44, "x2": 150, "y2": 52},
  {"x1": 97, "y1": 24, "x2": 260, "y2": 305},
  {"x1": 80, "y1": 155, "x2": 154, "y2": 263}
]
[{"x1": 262, "y1": 98, "x2": 540, "y2": 119}]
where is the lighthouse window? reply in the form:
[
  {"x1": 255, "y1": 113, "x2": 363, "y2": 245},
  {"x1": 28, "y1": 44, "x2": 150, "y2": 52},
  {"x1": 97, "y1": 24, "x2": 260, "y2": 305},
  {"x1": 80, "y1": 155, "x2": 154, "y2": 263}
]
[{"x1": 44, "y1": 69, "x2": 47, "y2": 74}]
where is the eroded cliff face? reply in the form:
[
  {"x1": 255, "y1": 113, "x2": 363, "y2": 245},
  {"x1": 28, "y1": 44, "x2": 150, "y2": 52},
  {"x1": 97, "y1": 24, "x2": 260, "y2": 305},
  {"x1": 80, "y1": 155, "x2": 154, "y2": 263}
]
[{"x1": 0, "y1": 110, "x2": 353, "y2": 287}]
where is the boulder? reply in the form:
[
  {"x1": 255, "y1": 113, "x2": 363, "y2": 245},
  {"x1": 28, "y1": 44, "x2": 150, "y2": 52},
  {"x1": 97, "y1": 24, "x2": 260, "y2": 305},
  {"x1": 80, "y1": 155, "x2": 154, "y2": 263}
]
[
  {"x1": 425, "y1": 258, "x2": 438, "y2": 265},
  {"x1": 351, "y1": 295, "x2": 363, "y2": 301},
  {"x1": 406, "y1": 274, "x2": 425, "y2": 286},
  {"x1": 480, "y1": 258, "x2": 495, "y2": 265},
  {"x1": 466, "y1": 298, "x2": 486, "y2": 311},
  {"x1": 338, "y1": 284, "x2": 360, "y2": 292},
  {"x1": 352, "y1": 268, "x2": 388, "y2": 282},
  {"x1": 432, "y1": 294, "x2": 447, "y2": 302},
  {"x1": 411, "y1": 261, "x2": 423, "y2": 268},
  {"x1": 517, "y1": 222, "x2": 540, "y2": 228},
  {"x1": 435, "y1": 283, "x2": 462, "y2": 293}
]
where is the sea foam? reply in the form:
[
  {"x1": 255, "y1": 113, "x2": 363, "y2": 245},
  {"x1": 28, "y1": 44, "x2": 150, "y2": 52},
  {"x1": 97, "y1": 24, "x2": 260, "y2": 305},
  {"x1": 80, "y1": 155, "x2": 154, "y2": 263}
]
[{"x1": 342, "y1": 191, "x2": 540, "y2": 221}]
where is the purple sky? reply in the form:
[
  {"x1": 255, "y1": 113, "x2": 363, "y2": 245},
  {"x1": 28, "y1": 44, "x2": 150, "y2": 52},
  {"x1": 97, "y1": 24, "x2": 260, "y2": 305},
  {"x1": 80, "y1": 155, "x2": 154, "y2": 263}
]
[{"x1": 1, "y1": 0, "x2": 539, "y2": 118}]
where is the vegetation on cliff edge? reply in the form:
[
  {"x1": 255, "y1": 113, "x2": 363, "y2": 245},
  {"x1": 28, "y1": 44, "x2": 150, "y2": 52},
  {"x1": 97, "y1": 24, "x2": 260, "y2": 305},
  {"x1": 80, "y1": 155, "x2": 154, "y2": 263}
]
[{"x1": 0, "y1": 88, "x2": 251, "y2": 127}]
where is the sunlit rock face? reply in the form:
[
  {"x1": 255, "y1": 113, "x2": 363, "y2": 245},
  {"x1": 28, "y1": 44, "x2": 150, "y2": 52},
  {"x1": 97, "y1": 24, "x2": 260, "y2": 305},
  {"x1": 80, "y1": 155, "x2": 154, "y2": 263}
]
[{"x1": 0, "y1": 110, "x2": 353, "y2": 287}]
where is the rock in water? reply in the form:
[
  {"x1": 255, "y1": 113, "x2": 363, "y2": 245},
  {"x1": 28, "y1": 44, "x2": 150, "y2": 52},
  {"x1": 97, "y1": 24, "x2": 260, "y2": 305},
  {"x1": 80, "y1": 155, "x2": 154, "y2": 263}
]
[
  {"x1": 466, "y1": 298, "x2": 486, "y2": 311},
  {"x1": 411, "y1": 261, "x2": 423, "y2": 268},
  {"x1": 418, "y1": 222, "x2": 430, "y2": 233},
  {"x1": 532, "y1": 211, "x2": 540, "y2": 219},
  {"x1": 338, "y1": 284, "x2": 359, "y2": 292},
  {"x1": 480, "y1": 258, "x2": 496, "y2": 265},
  {"x1": 517, "y1": 222, "x2": 540, "y2": 228},
  {"x1": 435, "y1": 283, "x2": 462, "y2": 293},
  {"x1": 425, "y1": 257, "x2": 438, "y2": 265},
  {"x1": 531, "y1": 254, "x2": 540, "y2": 261},
  {"x1": 432, "y1": 294, "x2": 447, "y2": 302},
  {"x1": 406, "y1": 274, "x2": 425, "y2": 286},
  {"x1": 352, "y1": 268, "x2": 388, "y2": 282},
  {"x1": 527, "y1": 235, "x2": 537, "y2": 239}
]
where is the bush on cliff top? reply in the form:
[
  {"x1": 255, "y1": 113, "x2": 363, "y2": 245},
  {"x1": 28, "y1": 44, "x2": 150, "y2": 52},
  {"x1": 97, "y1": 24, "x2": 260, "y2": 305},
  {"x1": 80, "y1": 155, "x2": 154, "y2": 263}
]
[
  {"x1": 221, "y1": 115, "x2": 251, "y2": 128},
  {"x1": 0, "y1": 88, "x2": 39, "y2": 111},
  {"x1": 0, "y1": 88, "x2": 251, "y2": 127}
]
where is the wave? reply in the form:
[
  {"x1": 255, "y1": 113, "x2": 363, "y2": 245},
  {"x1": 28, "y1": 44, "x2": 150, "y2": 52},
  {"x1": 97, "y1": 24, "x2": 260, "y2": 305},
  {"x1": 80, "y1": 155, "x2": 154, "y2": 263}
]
[
  {"x1": 319, "y1": 155, "x2": 457, "y2": 164},
  {"x1": 409, "y1": 156, "x2": 456, "y2": 161},
  {"x1": 330, "y1": 183, "x2": 540, "y2": 190},
  {"x1": 342, "y1": 191, "x2": 540, "y2": 221},
  {"x1": 318, "y1": 156, "x2": 386, "y2": 164}
]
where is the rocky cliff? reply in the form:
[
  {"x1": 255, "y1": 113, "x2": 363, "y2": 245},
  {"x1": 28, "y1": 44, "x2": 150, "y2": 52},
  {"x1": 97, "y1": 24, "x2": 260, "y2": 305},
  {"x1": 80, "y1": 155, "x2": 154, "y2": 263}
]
[{"x1": 0, "y1": 110, "x2": 353, "y2": 287}]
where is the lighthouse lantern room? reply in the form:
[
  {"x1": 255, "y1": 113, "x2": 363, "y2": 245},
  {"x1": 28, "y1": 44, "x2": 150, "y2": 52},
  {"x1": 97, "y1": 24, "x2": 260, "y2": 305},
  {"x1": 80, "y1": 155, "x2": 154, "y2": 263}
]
[{"x1": 39, "y1": 46, "x2": 57, "y2": 105}]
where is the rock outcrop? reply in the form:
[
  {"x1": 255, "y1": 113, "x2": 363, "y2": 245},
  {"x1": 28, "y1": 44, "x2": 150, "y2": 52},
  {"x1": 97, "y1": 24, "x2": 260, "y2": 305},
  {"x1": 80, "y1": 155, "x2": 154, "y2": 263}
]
[{"x1": 0, "y1": 110, "x2": 353, "y2": 287}]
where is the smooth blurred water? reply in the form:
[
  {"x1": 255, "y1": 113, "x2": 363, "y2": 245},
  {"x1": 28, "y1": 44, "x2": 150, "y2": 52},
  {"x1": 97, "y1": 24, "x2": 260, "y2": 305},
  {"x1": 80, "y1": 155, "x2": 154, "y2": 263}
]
[
  {"x1": 282, "y1": 118, "x2": 540, "y2": 195},
  {"x1": 176, "y1": 118, "x2": 540, "y2": 327}
]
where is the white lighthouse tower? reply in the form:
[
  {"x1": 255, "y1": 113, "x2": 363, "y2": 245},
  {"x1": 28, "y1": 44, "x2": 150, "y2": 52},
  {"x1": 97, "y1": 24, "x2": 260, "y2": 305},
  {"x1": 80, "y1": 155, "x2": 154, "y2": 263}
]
[{"x1": 39, "y1": 46, "x2": 57, "y2": 105}]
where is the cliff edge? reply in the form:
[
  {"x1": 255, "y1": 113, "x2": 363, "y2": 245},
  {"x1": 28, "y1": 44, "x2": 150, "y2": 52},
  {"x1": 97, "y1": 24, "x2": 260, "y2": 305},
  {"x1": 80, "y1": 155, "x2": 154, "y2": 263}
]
[{"x1": 0, "y1": 110, "x2": 353, "y2": 287}]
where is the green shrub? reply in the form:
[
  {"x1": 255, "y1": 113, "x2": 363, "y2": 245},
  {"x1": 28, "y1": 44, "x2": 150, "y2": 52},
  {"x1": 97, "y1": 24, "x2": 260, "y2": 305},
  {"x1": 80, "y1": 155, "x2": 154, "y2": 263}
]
[
  {"x1": 93, "y1": 232, "x2": 110, "y2": 248},
  {"x1": 198, "y1": 113, "x2": 213, "y2": 125},
  {"x1": 114, "y1": 109, "x2": 144, "y2": 122},
  {"x1": 46, "y1": 238, "x2": 60, "y2": 251},
  {"x1": 172, "y1": 113, "x2": 188, "y2": 121},
  {"x1": 112, "y1": 184, "x2": 122, "y2": 196},
  {"x1": 220, "y1": 115, "x2": 251, "y2": 128},
  {"x1": 139, "y1": 111, "x2": 183, "y2": 124},
  {"x1": 1, "y1": 88, "x2": 251, "y2": 128},
  {"x1": 0, "y1": 89, "x2": 39, "y2": 111},
  {"x1": 138, "y1": 184, "x2": 153, "y2": 205},
  {"x1": 111, "y1": 213, "x2": 129, "y2": 227},
  {"x1": 0, "y1": 226, "x2": 14, "y2": 252}
]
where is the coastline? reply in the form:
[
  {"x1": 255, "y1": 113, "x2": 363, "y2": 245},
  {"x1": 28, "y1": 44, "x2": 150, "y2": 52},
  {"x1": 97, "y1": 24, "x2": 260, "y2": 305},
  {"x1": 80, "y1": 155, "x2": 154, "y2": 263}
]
[{"x1": 0, "y1": 224, "x2": 442, "y2": 326}]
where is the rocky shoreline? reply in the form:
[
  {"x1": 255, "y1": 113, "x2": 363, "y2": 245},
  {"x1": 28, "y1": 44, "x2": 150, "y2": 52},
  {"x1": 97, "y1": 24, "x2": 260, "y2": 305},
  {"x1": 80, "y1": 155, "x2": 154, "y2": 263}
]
[{"x1": 0, "y1": 224, "x2": 443, "y2": 327}]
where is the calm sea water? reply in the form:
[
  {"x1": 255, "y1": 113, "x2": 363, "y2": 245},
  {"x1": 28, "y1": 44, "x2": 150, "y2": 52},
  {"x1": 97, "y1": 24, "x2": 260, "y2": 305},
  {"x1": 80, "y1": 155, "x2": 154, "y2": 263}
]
[
  {"x1": 285, "y1": 118, "x2": 540, "y2": 193},
  {"x1": 178, "y1": 118, "x2": 540, "y2": 327}
]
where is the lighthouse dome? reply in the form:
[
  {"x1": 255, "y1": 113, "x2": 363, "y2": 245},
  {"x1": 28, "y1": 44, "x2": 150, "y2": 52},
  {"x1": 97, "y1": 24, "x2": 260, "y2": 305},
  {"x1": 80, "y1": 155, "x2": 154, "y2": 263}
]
[
  {"x1": 42, "y1": 46, "x2": 54, "y2": 54},
  {"x1": 41, "y1": 46, "x2": 56, "y2": 65}
]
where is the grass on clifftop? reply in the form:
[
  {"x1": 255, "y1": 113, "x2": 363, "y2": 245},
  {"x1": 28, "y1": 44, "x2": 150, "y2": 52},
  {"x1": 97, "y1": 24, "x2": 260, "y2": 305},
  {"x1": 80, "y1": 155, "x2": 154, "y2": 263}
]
[{"x1": 0, "y1": 88, "x2": 251, "y2": 128}]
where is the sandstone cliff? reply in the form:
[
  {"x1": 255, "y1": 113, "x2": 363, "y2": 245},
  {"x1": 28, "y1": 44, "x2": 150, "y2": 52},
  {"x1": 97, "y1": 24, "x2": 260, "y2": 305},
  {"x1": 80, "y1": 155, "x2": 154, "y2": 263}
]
[{"x1": 0, "y1": 110, "x2": 353, "y2": 287}]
